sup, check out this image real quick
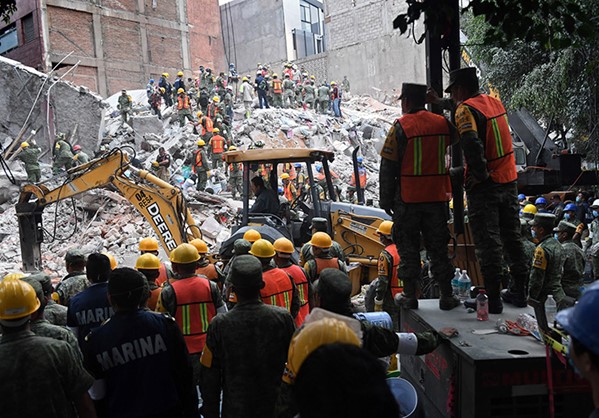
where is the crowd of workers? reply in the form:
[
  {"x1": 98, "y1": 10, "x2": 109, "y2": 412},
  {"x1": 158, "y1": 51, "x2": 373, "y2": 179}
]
[{"x1": 4, "y1": 66, "x2": 599, "y2": 418}]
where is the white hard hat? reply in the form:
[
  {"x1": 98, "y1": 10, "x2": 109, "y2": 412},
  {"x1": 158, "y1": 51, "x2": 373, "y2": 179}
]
[{"x1": 591, "y1": 199, "x2": 599, "y2": 209}]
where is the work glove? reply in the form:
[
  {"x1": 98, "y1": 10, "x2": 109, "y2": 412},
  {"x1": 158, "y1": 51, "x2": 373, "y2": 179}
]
[
  {"x1": 374, "y1": 298, "x2": 383, "y2": 312},
  {"x1": 73, "y1": 155, "x2": 78, "y2": 161},
  {"x1": 207, "y1": 171, "x2": 212, "y2": 177}
]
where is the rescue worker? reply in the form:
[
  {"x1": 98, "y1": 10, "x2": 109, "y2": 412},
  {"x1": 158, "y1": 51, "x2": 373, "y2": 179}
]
[
  {"x1": 528, "y1": 213, "x2": 573, "y2": 309},
  {"x1": 317, "y1": 82, "x2": 330, "y2": 114},
  {"x1": 372, "y1": 221, "x2": 401, "y2": 330},
  {"x1": 72, "y1": 144, "x2": 89, "y2": 165},
  {"x1": 152, "y1": 146, "x2": 171, "y2": 182},
  {"x1": 535, "y1": 196, "x2": 549, "y2": 213},
  {"x1": 330, "y1": 81, "x2": 341, "y2": 117},
  {"x1": 0, "y1": 278, "x2": 96, "y2": 418},
  {"x1": 304, "y1": 232, "x2": 347, "y2": 283},
  {"x1": 223, "y1": 238, "x2": 253, "y2": 307},
  {"x1": 555, "y1": 220, "x2": 585, "y2": 300},
  {"x1": 150, "y1": 87, "x2": 163, "y2": 119},
  {"x1": 303, "y1": 80, "x2": 316, "y2": 110},
  {"x1": 250, "y1": 176, "x2": 280, "y2": 215},
  {"x1": 588, "y1": 199, "x2": 599, "y2": 278},
  {"x1": 195, "y1": 110, "x2": 214, "y2": 139},
  {"x1": 138, "y1": 236, "x2": 173, "y2": 286},
  {"x1": 341, "y1": 75, "x2": 350, "y2": 95},
  {"x1": 66, "y1": 253, "x2": 113, "y2": 346},
  {"x1": 300, "y1": 217, "x2": 346, "y2": 264},
  {"x1": 249, "y1": 239, "x2": 300, "y2": 318},
  {"x1": 28, "y1": 272, "x2": 68, "y2": 325},
  {"x1": 176, "y1": 88, "x2": 193, "y2": 127},
  {"x1": 256, "y1": 71, "x2": 270, "y2": 109},
  {"x1": 20, "y1": 277, "x2": 80, "y2": 355},
  {"x1": 207, "y1": 96, "x2": 221, "y2": 120},
  {"x1": 173, "y1": 70, "x2": 186, "y2": 102},
  {"x1": 53, "y1": 133, "x2": 74, "y2": 173},
  {"x1": 350, "y1": 155, "x2": 367, "y2": 188},
  {"x1": 190, "y1": 238, "x2": 225, "y2": 289},
  {"x1": 209, "y1": 128, "x2": 225, "y2": 169},
  {"x1": 117, "y1": 89, "x2": 132, "y2": 124},
  {"x1": 134, "y1": 253, "x2": 162, "y2": 311},
  {"x1": 379, "y1": 83, "x2": 460, "y2": 311},
  {"x1": 521, "y1": 203, "x2": 538, "y2": 221},
  {"x1": 555, "y1": 285, "x2": 599, "y2": 417},
  {"x1": 444, "y1": 67, "x2": 530, "y2": 312},
  {"x1": 283, "y1": 73, "x2": 295, "y2": 108},
  {"x1": 146, "y1": 78, "x2": 155, "y2": 99},
  {"x1": 54, "y1": 249, "x2": 88, "y2": 306},
  {"x1": 227, "y1": 146, "x2": 243, "y2": 198},
  {"x1": 281, "y1": 173, "x2": 297, "y2": 202},
  {"x1": 215, "y1": 71, "x2": 227, "y2": 97},
  {"x1": 274, "y1": 237, "x2": 311, "y2": 327},
  {"x1": 243, "y1": 228, "x2": 262, "y2": 243},
  {"x1": 159, "y1": 72, "x2": 173, "y2": 107},
  {"x1": 192, "y1": 140, "x2": 209, "y2": 191},
  {"x1": 272, "y1": 73, "x2": 284, "y2": 108},
  {"x1": 103, "y1": 251, "x2": 118, "y2": 270},
  {"x1": 200, "y1": 255, "x2": 296, "y2": 418},
  {"x1": 240, "y1": 76, "x2": 255, "y2": 118},
  {"x1": 82, "y1": 268, "x2": 197, "y2": 418},
  {"x1": 520, "y1": 219, "x2": 536, "y2": 264},
  {"x1": 17, "y1": 141, "x2": 41, "y2": 182},
  {"x1": 156, "y1": 243, "x2": 226, "y2": 385}
]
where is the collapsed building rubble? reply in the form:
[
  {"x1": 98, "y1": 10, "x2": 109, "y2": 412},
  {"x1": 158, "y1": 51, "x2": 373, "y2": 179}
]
[{"x1": 0, "y1": 74, "x2": 402, "y2": 277}]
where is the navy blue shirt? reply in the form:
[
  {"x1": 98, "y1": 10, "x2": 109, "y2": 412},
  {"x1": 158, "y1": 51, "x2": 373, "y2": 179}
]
[
  {"x1": 67, "y1": 282, "x2": 113, "y2": 346},
  {"x1": 82, "y1": 310, "x2": 196, "y2": 418}
]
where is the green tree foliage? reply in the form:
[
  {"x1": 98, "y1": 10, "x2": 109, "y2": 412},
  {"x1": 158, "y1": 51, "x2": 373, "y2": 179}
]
[{"x1": 1, "y1": 0, "x2": 17, "y2": 23}]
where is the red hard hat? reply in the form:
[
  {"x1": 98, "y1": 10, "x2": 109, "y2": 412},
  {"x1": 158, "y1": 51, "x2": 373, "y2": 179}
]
[{"x1": 73, "y1": 145, "x2": 82, "y2": 151}]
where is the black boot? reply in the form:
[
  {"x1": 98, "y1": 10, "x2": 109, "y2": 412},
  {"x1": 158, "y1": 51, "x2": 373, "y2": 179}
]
[
  {"x1": 500, "y1": 289, "x2": 527, "y2": 307},
  {"x1": 394, "y1": 292, "x2": 418, "y2": 309}
]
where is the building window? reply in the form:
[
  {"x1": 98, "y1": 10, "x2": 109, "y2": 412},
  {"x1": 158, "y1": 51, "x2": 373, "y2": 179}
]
[
  {"x1": 295, "y1": 0, "x2": 325, "y2": 59},
  {"x1": 0, "y1": 24, "x2": 18, "y2": 55},
  {"x1": 23, "y1": 13, "x2": 35, "y2": 44}
]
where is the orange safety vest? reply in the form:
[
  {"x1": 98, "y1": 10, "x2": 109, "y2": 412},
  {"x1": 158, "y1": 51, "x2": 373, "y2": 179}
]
[
  {"x1": 282, "y1": 264, "x2": 310, "y2": 327},
  {"x1": 177, "y1": 95, "x2": 190, "y2": 110},
  {"x1": 192, "y1": 149, "x2": 205, "y2": 174},
  {"x1": 351, "y1": 168, "x2": 367, "y2": 188},
  {"x1": 315, "y1": 257, "x2": 340, "y2": 276},
  {"x1": 284, "y1": 163, "x2": 297, "y2": 180},
  {"x1": 171, "y1": 276, "x2": 217, "y2": 354},
  {"x1": 260, "y1": 268, "x2": 294, "y2": 313},
  {"x1": 462, "y1": 95, "x2": 517, "y2": 184},
  {"x1": 229, "y1": 162, "x2": 242, "y2": 173},
  {"x1": 273, "y1": 79, "x2": 283, "y2": 94},
  {"x1": 283, "y1": 183, "x2": 295, "y2": 202},
  {"x1": 398, "y1": 110, "x2": 451, "y2": 203},
  {"x1": 201, "y1": 117, "x2": 214, "y2": 135},
  {"x1": 196, "y1": 263, "x2": 220, "y2": 290},
  {"x1": 384, "y1": 244, "x2": 403, "y2": 297},
  {"x1": 207, "y1": 103, "x2": 218, "y2": 119},
  {"x1": 147, "y1": 287, "x2": 161, "y2": 311},
  {"x1": 211, "y1": 135, "x2": 225, "y2": 153},
  {"x1": 156, "y1": 263, "x2": 169, "y2": 287}
]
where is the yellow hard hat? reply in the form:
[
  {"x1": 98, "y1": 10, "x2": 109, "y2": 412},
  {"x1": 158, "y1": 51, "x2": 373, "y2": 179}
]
[
  {"x1": 162, "y1": 72, "x2": 169, "y2": 77},
  {"x1": 310, "y1": 75, "x2": 315, "y2": 79},
  {"x1": 139, "y1": 237, "x2": 159, "y2": 252},
  {"x1": 522, "y1": 204, "x2": 538, "y2": 215},
  {"x1": 135, "y1": 253, "x2": 161, "y2": 270},
  {"x1": 280, "y1": 173, "x2": 290, "y2": 180},
  {"x1": 249, "y1": 239, "x2": 276, "y2": 258},
  {"x1": 3, "y1": 273, "x2": 25, "y2": 281},
  {"x1": 243, "y1": 229, "x2": 262, "y2": 243},
  {"x1": 212, "y1": 128, "x2": 220, "y2": 133},
  {"x1": 20, "y1": 142, "x2": 29, "y2": 148},
  {"x1": 331, "y1": 81, "x2": 337, "y2": 85},
  {"x1": 273, "y1": 73, "x2": 279, "y2": 77},
  {"x1": 197, "y1": 111, "x2": 203, "y2": 117},
  {"x1": 310, "y1": 231, "x2": 332, "y2": 248},
  {"x1": 273, "y1": 237, "x2": 294, "y2": 256},
  {"x1": 197, "y1": 139, "x2": 206, "y2": 147},
  {"x1": 228, "y1": 145, "x2": 237, "y2": 151},
  {"x1": 376, "y1": 221, "x2": 393, "y2": 236},
  {"x1": 160, "y1": 87, "x2": 166, "y2": 93},
  {"x1": 283, "y1": 318, "x2": 361, "y2": 384},
  {"x1": 213, "y1": 96, "x2": 220, "y2": 102},
  {"x1": 242, "y1": 76, "x2": 249, "y2": 82},
  {"x1": 170, "y1": 243, "x2": 200, "y2": 264},
  {"x1": 0, "y1": 277, "x2": 41, "y2": 320},
  {"x1": 190, "y1": 238, "x2": 209, "y2": 254},
  {"x1": 102, "y1": 252, "x2": 118, "y2": 270},
  {"x1": 177, "y1": 88, "x2": 185, "y2": 94},
  {"x1": 177, "y1": 71, "x2": 184, "y2": 77}
]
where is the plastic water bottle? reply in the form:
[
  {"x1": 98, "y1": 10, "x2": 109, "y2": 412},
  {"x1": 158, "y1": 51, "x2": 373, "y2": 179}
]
[
  {"x1": 458, "y1": 271, "x2": 471, "y2": 301},
  {"x1": 545, "y1": 295, "x2": 557, "y2": 326},
  {"x1": 476, "y1": 289, "x2": 489, "y2": 321},
  {"x1": 451, "y1": 268, "x2": 461, "y2": 296}
]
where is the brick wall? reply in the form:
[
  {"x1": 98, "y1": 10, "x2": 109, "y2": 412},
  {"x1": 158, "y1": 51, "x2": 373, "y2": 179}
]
[
  {"x1": 102, "y1": 17, "x2": 142, "y2": 62},
  {"x1": 55, "y1": 64, "x2": 99, "y2": 93},
  {"x1": 188, "y1": 0, "x2": 225, "y2": 72},
  {"x1": 47, "y1": 7, "x2": 95, "y2": 57},
  {"x1": 295, "y1": 52, "x2": 328, "y2": 84},
  {"x1": 147, "y1": 24, "x2": 184, "y2": 69}
]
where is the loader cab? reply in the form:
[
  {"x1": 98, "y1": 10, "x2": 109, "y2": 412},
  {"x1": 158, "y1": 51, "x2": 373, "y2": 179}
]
[{"x1": 220, "y1": 148, "x2": 337, "y2": 258}]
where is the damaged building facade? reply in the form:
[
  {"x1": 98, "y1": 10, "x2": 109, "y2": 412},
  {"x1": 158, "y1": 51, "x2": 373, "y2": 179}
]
[{"x1": 0, "y1": 0, "x2": 225, "y2": 96}]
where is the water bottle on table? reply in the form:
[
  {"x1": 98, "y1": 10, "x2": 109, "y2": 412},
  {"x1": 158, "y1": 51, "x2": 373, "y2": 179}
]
[
  {"x1": 545, "y1": 295, "x2": 557, "y2": 326},
  {"x1": 451, "y1": 268, "x2": 461, "y2": 296},
  {"x1": 458, "y1": 270, "x2": 471, "y2": 301},
  {"x1": 476, "y1": 289, "x2": 488, "y2": 321}
]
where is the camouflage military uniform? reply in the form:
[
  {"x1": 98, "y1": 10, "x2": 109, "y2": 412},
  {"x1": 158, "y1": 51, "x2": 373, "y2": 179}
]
[
  {"x1": 117, "y1": 93, "x2": 132, "y2": 124},
  {"x1": 522, "y1": 239, "x2": 536, "y2": 276},
  {"x1": 31, "y1": 318, "x2": 80, "y2": 357},
  {"x1": 0, "y1": 330, "x2": 93, "y2": 417},
  {"x1": 283, "y1": 79, "x2": 295, "y2": 108},
  {"x1": 193, "y1": 148, "x2": 209, "y2": 191},
  {"x1": 303, "y1": 83, "x2": 316, "y2": 109},
  {"x1": 53, "y1": 139, "x2": 74, "y2": 173},
  {"x1": 300, "y1": 241, "x2": 345, "y2": 265},
  {"x1": 317, "y1": 85, "x2": 330, "y2": 114},
  {"x1": 228, "y1": 161, "x2": 243, "y2": 199},
  {"x1": 55, "y1": 272, "x2": 89, "y2": 306},
  {"x1": 561, "y1": 239, "x2": 585, "y2": 299},
  {"x1": 73, "y1": 151, "x2": 89, "y2": 165},
  {"x1": 200, "y1": 300, "x2": 295, "y2": 418},
  {"x1": 43, "y1": 300, "x2": 68, "y2": 325},
  {"x1": 529, "y1": 235, "x2": 566, "y2": 306},
  {"x1": 379, "y1": 116, "x2": 457, "y2": 303},
  {"x1": 588, "y1": 218, "x2": 599, "y2": 278},
  {"x1": 17, "y1": 144, "x2": 41, "y2": 182}
]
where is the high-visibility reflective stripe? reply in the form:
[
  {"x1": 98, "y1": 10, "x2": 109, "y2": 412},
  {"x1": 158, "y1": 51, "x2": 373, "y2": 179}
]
[
  {"x1": 492, "y1": 118, "x2": 504, "y2": 157},
  {"x1": 297, "y1": 284, "x2": 306, "y2": 305},
  {"x1": 413, "y1": 137, "x2": 422, "y2": 175},
  {"x1": 199, "y1": 303, "x2": 209, "y2": 332},
  {"x1": 283, "y1": 291, "x2": 290, "y2": 310},
  {"x1": 182, "y1": 305, "x2": 191, "y2": 335}
]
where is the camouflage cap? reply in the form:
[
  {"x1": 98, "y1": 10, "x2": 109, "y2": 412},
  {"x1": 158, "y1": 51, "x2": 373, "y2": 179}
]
[
  {"x1": 314, "y1": 268, "x2": 352, "y2": 306},
  {"x1": 19, "y1": 277, "x2": 44, "y2": 303},
  {"x1": 529, "y1": 213, "x2": 556, "y2": 229},
  {"x1": 553, "y1": 220, "x2": 577, "y2": 234},
  {"x1": 65, "y1": 248, "x2": 86, "y2": 264},
  {"x1": 229, "y1": 255, "x2": 264, "y2": 289},
  {"x1": 27, "y1": 272, "x2": 53, "y2": 296},
  {"x1": 310, "y1": 217, "x2": 328, "y2": 232},
  {"x1": 233, "y1": 239, "x2": 252, "y2": 255}
]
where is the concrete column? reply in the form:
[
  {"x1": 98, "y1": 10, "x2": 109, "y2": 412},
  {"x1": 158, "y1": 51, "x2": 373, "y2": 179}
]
[
  {"x1": 138, "y1": 0, "x2": 150, "y2": 79},
  {"x1": 177, "y1": 0, "x2": 191, "y2": 72},
  {"x1": 92, "y1": 13, "x2": 108, "y2": 97}
]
